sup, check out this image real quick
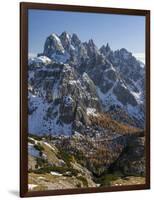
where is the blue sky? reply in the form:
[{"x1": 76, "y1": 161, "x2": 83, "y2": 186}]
[{"x1": 28, "y1": 9, "x2": 145, "y2": 61}]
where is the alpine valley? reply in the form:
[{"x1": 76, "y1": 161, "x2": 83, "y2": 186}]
[{"x1": 28, "y1": 32, "x2": 145, "y2": 191}]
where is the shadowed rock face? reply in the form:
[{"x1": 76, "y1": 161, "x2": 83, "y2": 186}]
[
  {"x1": 110, "y1": 136, "x2": 145, "y2": 176},
  {"x1": 113, "y1": 82, "x2": 137, "y2": 106},
  {"x1": 28, "y1": 61, "x2": 102, "y2": 135}
]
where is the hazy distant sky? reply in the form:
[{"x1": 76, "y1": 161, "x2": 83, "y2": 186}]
[{"x1": 28, "y1": 9, "x2": 145, "y2": 62}]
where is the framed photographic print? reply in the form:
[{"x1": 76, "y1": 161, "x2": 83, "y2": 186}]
[{"x1": 20, "y1": 2, "x2": 150, "y2": 197}]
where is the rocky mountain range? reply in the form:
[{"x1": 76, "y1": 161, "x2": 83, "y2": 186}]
[{"x1": 28, "y1": 31, "x2": 145, "y2": 136}]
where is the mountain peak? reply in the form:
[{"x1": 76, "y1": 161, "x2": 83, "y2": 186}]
[
  {"x1": 116, "y1": 48, "x2": 132, "y2": 60},
  {"x1": 71, "y1": 33, "x2": 81, "y2": 46},
  {"x1": 49, "y1": 33, "x2": 60, "y2": 41},
  {"x1": 86, "y1": 39, "x2": 100, "y2": 57},
  {"x1": 60, "y1": 31, "x2": 71, "y2": 40},
  {"x1": 100, "y1": 43, "x2": 111, "y2": 56},
  {"x1": 43, "y1": 33, "x2": 65, "y2": 60},
  {"x1": 119, "y1": 48, "x2": 129, "y2": 53},
  {"x1": 72, "y1": 33, "x2": 79, "y2": 40},
  {"x1": 88, "y1": 39, "x2": 95, "y2": 46},
  {"x1": 106, "y1": 43, "x2": 111, "y2": 51}
]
